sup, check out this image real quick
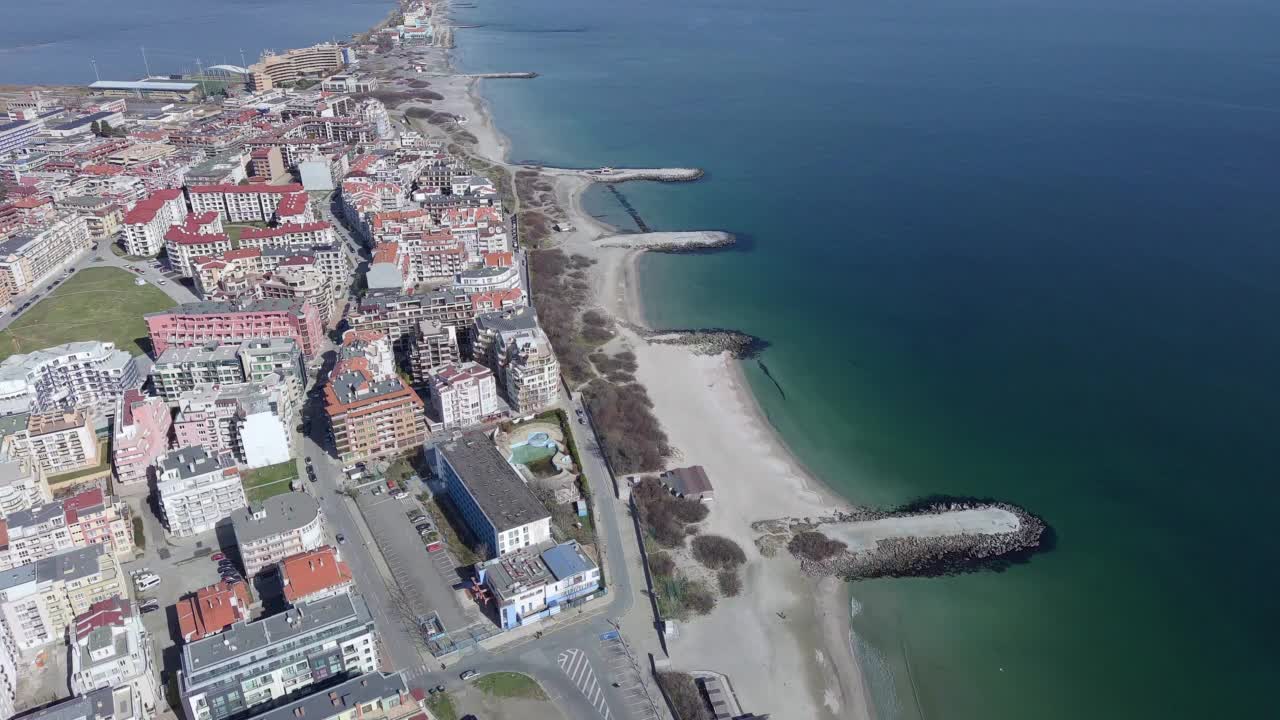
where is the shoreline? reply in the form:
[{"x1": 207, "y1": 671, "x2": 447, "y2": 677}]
[{"x1": 382, "y1": 2, "x2": 878, "y2": 718}]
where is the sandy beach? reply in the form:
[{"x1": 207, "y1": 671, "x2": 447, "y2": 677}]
[{"x1": 372, "y1": 3, "x2": 876, "y2": 717}]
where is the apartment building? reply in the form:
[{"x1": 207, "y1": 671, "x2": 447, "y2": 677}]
[
  {"x1": 237, "y1": 221, "x2": 334, "y2": 250},
  {"x1": 278, "y1": 546, "x2": 353, "y2": 606},
  {"x1": 7, "y1": 687, "x2": 131, "y2": 720},
  {"x1": 433, "y1": 433, "x2": 551, "y2": 559},
  {"x1": 175, "y1": 580, "x2": 251, "y2": 642},
  {"x1": 145, "y1": 299, "x2": 323, "y2": 357},
  {"x1": 59, "y1": 195, "x2": 124, "y2": 243},
  {"x1": 476, "y1": 540, "x2": 601, "y2": 630},
  {"x1": 69, "y1": 597, "x2": 160, "y2": 720},
  {"x1": 193, "y1": 245, "x2": 349, "y2": 305},
  {"x1": 0, "y1": 457, "x2": 51, "y2": 519},
  {"x1": 258, "y1": 264, "x2": 334, "y2": 325},
  {"x1": 0, "y1": 214, "x2": 91, "y2": 294},
  {"x1": 453, "y1": 265, "x2": 521, "y2": 295},
  {"x1": 120, "y1": 188, "x2": 186, "y2": 257},
  {"x1": 243, "y1": 672, "x2": 421, "y2": 720},
  {"x1": 0, "y1": 340, "x2": 142, "y2": 417},
  {"x1": 248, "y1": 44, "x2": 345, "y2": 91},
  {"x1": 409, "y1": 320, "x2": 460, "y2": 384},
  {"x1": 26, "y1": 409, "x2": 101, "y2": 476},
  {"x1": 112, "y1": 390, "x2": 173, "y2": 491},
  {"x1": 0, "y1": 544, "x2": 126, "y2": 650},
  {"x1": 323, "y1": 368, "x2": 426, "y2": 464},
  {"x1": 248, "y1": 147, "x2": 284, "y2": 182},
  {"x1": 0, "y1": 618, "x2": 13, "y2": 720},
  {"x1": 230, "y1": 492, "x2": 324, "y2": 577},
  {"x1": 345, "y1": 288, "x2": 473, "y2": 348},
  {"x1": 0, "y1": 488, "x2": 134, "y2": 571},
  {"x1": 187, "y1": 183, "x2": 306, "y2": 224},
  {"x1": 178, "y1": 593, "x2": 378, "y2": 720},
  {"x1": 154, "y1": 447, "x2": 245, "y2": 539},
  {"x1": 165, "y1": 213, "x2": 231, "y2": 277},
  {"x1": 427, "y1": 362, "x2": 499, "y2": 430},
  {"x1": 150, "y1": 344, "x2": 242, "y2": 400},
  {"x1": 492, "y1": 325, "x2": 560, "y2": 415},
  {"x1": 171, "y1": 382, "x2": 295, "y2": 468}
]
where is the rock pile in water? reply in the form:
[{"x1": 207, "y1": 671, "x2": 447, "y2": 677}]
[
  {"x1": 644, "y1": 328, "x2": 769, "y2": 359},
  {"x1": 756, "y1": 497, "x2": 1051, "y2": 581}
]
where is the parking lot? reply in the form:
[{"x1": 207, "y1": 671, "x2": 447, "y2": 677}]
[{"x1": 354, "y1": 489, "x2": 479, "y2": 634}]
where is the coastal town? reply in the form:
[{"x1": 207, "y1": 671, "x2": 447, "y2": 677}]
[{"x1": 0, "y1": 3, "x2": 1047, "y2": 720}]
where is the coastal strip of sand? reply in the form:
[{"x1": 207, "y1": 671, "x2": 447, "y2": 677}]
[{"x1": 377, "y1": 2, "x2": 877, "y2": 718}]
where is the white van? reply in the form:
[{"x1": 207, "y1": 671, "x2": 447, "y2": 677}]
[{"x1": 135, "y1": 574, "x2": 161, "y2": 591}]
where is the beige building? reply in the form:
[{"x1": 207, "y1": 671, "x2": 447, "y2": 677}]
[
  {"x1": 26, "y1": 409, "x2": 100, "y2": 476},
  {"x1": 0, "y1": 488, "x2": 135, "y2": 571},
  {"x1": 249, "y1": 44, "x2": 344, "y2": 91},
  {"x1": 259, "y1": 264, "x2": 334, "y2": 325},
  {"x1": 0, "y1": 544, "x2": 126, "y2": 650},
  {"x1": 494, "y1": 326, "x2": 561, "y2": 415},
  {"x1": 229, "y1": 492, "x2": 325, "y2": 577},
  {"x1": 0, "y1": 214, "x2": 91, "y2": 294}
]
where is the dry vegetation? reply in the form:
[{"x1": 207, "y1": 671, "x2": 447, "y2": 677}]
[
  {"x1": 656, "y1": 672, "x2": 712, "y2": 720},
  {"x1": 788, "y1": 530, "x2": 848, "y2": 561}
]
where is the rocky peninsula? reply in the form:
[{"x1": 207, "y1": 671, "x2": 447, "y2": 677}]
[
  {"x1": 597, "y1": 231, "x2": 735, "y2": 252},
  {"x1": 754, "y1": 497, "x2": 1050, "y2": 581}
]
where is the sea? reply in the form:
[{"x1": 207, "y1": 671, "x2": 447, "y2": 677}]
[{"x1": 7, "y1": 0, "x2": 1280, "y2": 718}]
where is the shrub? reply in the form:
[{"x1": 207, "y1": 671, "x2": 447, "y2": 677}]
[
  {"x1": 581, "y1": 309, "x2": 610, "y2": 327},
  {"x1": 581, "y1": 324, "x2": 614, "y2": 344},
  {"x1": 788, "y1": 531, "x2": 848, "y2": 561},
  {"x1": 584, "y1": 381, "x2": 668, "y2": 473},
  {"x1": 685, "y1": 583, "x2": 716, "y2": 615},
  {"x1": 717, "y1": 570, "x2": 742, "y2": 597},
  {"x1": 656, "y1": 672, "x2": 712, "y2": 720},
  {"x1": 649, "y1": 551, "x2": 675, "y2": 577},
  {"x1": 669, "y1": 497, "x2": 709, "y2": 524},
  {"x1": 692, "y1": 535, "x2": 746, "y2": 570}
]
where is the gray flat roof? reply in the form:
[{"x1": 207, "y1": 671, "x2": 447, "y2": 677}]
[
  {"x1": 182, "y1": 592, "x2": 368, "y2": 675},
  {"x1": 90, "y1": 80, "x2": 199, "y2": 91},
  {"x1": 157, "y1": 446, "x2": 234, "y2": 480},
  {"x1": 12, "y1": 687, "x2": 114, "y2": 720},
  {"x1": 542, "y1": 541, "x2": 595, "y2": 581},
  {"x1": 438, "y1": 433, "x2": 549, "y2": 533},
  {"x1": 245, "y1": 672, "x2": 407, "y2": 720},
  {"x1": 475, "y1": 307, "x2": 539, "y2": 334},
  {"x1": 230, "y1": 492, "x2": 319, "y2": 545},
  {"x1": 36, "y1": 544, "x2": 104, "y2": 584}
]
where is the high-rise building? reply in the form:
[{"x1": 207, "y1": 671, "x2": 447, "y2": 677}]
[
  {"x1": 154, "y1": 447, "x2": 245, "y2": 538},
  {"x1": 0, "y1": 214, "x2": 91, "y2": 294},
  {"x1": 0, "y1": 544, "x2": 126, "y2": 650},
  {"x1": 229, "y1": 492, "x2": 324, "y2": 577},
  {"x1": 427, "y1": 362, "x2": 499, "y2": 430},
  {"x1": 145, "y1": 299, "x2": 323, "y2": 358},
  {"x1": 69, "y1": 597, "x2": 161, "y2": 720},
  {"x1": 433, "y1": 433, "x2": 552, "y2": 559},
  {"x1": 111, "y1": 390, "x2": 173, "y2": 491},
  {"x1": 0, "y1": 341, "x2": 142, "y2": 416}
]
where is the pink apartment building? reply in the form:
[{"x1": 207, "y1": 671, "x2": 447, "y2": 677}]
[
  {"x1": 112, "y1": 390, "x2": 173, "y2": 491},
  {"x1": 144, "y1": 298, "x2": 323, "y2": 357}
]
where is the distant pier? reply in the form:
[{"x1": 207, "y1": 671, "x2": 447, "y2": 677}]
[
  {"x1": 605, "y1": 185, "x2": 651, "y2": 232},
  {"x1": 536, "y1": 166, "x2": 706, "y2": 183}
]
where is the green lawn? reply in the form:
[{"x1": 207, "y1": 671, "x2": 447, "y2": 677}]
[
  {"x1": 225, "y1": 222, "x2": 269, "y2": 249},
  {"x1": 471, "y1": 672, "x2": 548, "y2": 700},
  {"x1": 242, "y1": 461, "x2": 298, "y2": 504},
  {"x1": 0, "y1": 267, "x2": 175, "y2": 361}
]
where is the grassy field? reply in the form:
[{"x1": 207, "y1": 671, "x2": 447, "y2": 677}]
[
  {"x1": 242, "y1": 461, "x2": 297, "y2": 504},
  {"x1": 425, "y1": 694, "x2": 457, "y2": 720},
  {"x1": 0, "y1": 267, "x2": 175, "y2": 361},
  {"x1": 471, "y1": 673, "x2": 548, "y2": 701}
]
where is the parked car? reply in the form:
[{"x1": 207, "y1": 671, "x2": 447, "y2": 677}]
[
  {"x1": 459, "y1": 670, "x2": 477, "y2": 681},
  {"x1": 336, "y1": 533, "x2": 346, "y2": 544},
  {"x1": 135, "y1": 575, "x2": 161, "y2": 591},
  {"x1": 140, "y1": 604, "x2": 161, "y2": 614},
  {"x1": 211, "y1": 552, "x2": 225, "y2": 562},
  {"x1": 415, "y1": 523, "x2": 432, "y2": 533},
  {"x1": 305, "y1": 457, "x2": 313, "y2": 465}
]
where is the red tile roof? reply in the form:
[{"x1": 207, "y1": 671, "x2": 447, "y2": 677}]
[
  {"x1": 63, "y1": 488, "x2": 105, "y2": 524},
  {"x1": 280, "y1": 546, "x2": 353, "y2": 604},
  {"x1": 74, "y1": 597, "x2": 131, "y2": 641},
  {"x1": 274, "y1": 191, "x2": 309, "y2": 217},
  {"x1": 238, "y1": 221, "x2": 329, "y2": 239},
  {"x1": 176, "y1": 581, "x2": 251, "y2": 642}
]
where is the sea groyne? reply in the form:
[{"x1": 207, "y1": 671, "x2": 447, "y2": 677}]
[
  {"x1": 754, "y1": 497, "x2": 1049, "y2": 581},
  {"x1": 599, "y1": 231, "x2": 736, "y2": 252},
  {"x1": 537, "y1": 166, "x2": 705, "y2": 183},
  {"x1": 641, "y1": 328, "x2": 769, "y2": 358}
]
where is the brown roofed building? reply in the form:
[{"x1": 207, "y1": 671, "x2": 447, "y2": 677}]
[
  {"x1": 278, "y1": 546, "x2": 353, "y2": 605},
  {"x1": 176, "y1": 580, "x2": 252, "y2": 642}
]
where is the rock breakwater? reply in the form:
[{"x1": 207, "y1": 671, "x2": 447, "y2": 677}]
[
  {"x1": 598, "y1": 231, "x2": 736, "y2": 252},
  {"x1": 641, "y1": 328, "x2": 769, "y2": 358},
  {"x1": 754, "y1": 496, "x2": 1050, "y2": 581}
]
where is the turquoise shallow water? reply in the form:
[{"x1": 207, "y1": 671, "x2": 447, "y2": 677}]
[{"x1": 453, "y1": 1, "x2": 1280, "y2": 718}]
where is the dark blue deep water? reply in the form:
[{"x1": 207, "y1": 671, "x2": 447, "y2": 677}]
[{"x1": 451, "y1": 1, "x2": 1280, "y2": 718}]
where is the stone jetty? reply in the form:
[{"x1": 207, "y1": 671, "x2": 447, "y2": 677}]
[
  {"x1": 598, "y1": 231, "x2": 736, "y2": 252},
  {"x1": 642, "y1": 328, "x2": 769, "y2": 358},
  {"x1": 536, "y1": 166, "x2": 706, "y2": 183},
  {"x1": 754, "y1": 497, "x2": 1049, "y2": 581}
]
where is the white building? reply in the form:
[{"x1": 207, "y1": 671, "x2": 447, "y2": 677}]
[
  {"x1": 0, "y1": 341, "x2": 143, "y2": 416},
  {"x1": 0, "y1": 617, "x2": 14, "y2": 720},
  {"x1": 434, "y1": 433, "x2": 552, "y2": 559},
  {"x1": 452, "y1": 265, "x2": 521, "y2": 294},
  {"x1": 69, "y1": 596, "x2": 160, "y2": 720},
  {"x1": 0, "y1": 544, "x2": 126, "y2": 650},
  {"x1": 0, "y1": 457, "x2": 51, "y2": 519},
  {"x1": 493, "y1": 326, "x2": 560, "y2": 415},
  {"x1": 477, "y1": 541, "x2": 601, "y2": 630},
  {"x1": 427, "y1": 362, "x2": 499, "y2": 430},
  {"x1": 120, "y1": 188, "x2": 187, "y2": 257},
  {"x1": 154, "y1": 447, "x2": 246, "y2": 538},
  {"x1": 0, "y1": 214, "x2": 92, "y2": 294},
  {"x1": 230, "y1": 492, "x2": 324, "y2": 577},
  {"x1": 0, "y1": 488, "x2": 135, "y2": 572}
]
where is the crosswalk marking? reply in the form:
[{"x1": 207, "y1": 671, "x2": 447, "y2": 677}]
[{"x1": 558, "y1": 648, "x2": 612, "y2": 719}]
